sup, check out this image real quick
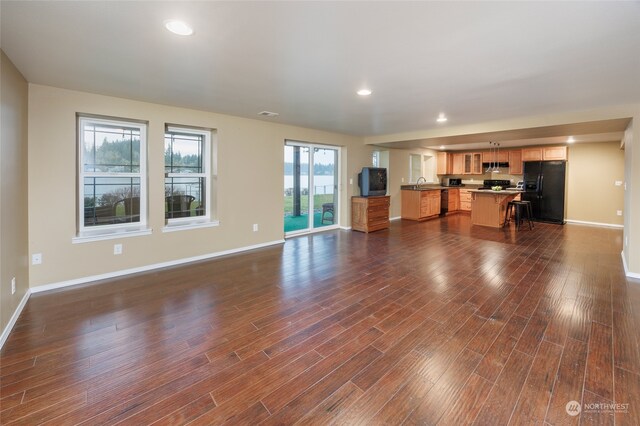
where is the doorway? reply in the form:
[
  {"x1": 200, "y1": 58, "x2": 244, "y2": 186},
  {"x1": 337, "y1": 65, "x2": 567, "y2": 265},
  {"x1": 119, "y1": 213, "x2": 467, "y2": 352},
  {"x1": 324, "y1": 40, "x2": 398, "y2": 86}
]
[{"x1": 284, "y1": 141, "x2": 339, "y2": 235}]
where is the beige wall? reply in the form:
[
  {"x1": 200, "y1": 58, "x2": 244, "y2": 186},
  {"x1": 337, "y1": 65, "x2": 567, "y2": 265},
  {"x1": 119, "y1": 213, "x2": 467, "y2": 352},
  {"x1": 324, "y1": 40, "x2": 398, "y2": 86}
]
[
  {"x1": 28, "y1": 84, "x2": 371, "y2": 288},
  {"x1": 623, "y1": 113, "x2": 640, "y2": 275},
  {"x1": 566, "y1": 142, "x2": 625, "y2": 226},
  {"x1": 1, "y1": 51, "x2": 29, "y2": 331}
]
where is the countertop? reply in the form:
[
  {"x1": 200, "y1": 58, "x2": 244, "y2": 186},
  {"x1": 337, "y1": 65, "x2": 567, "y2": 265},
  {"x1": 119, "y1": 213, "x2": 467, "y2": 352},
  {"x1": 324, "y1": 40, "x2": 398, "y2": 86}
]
[
  {"x1": 400, "y1": 185, "x2": 478, "y2": 191},
  {"x1": 400, "y1": 185, "x2": 445, "y2": 191},
  {"x1": 468, "y1": 189, "x2": 523, "y2": 195}
]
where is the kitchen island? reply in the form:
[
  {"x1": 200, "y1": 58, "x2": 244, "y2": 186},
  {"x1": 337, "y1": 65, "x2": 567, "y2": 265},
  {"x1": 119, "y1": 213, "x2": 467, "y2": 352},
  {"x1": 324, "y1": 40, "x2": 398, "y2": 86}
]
[{"x1": 470, "y1": 189, "x2": 521, "y2": 228}]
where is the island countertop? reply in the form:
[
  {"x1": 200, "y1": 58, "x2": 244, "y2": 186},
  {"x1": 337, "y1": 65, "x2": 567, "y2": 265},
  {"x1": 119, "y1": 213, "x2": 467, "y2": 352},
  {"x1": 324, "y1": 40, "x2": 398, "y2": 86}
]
[{"x1": 468, "y1": 189, "x2": 523, "y2": 195}]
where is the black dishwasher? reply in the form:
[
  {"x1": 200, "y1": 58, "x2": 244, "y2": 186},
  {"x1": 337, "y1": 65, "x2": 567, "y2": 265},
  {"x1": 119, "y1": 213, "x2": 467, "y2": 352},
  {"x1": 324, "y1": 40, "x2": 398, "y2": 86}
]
[{"x1": 440, "y1": 189, "x2": 449, "y2": 215}]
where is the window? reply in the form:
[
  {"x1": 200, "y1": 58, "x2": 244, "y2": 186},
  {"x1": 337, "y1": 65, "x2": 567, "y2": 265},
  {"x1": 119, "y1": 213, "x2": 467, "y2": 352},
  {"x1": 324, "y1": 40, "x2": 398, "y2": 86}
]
[
  {"x1": 410, "y1": 154, "x2": 423, "y2": 183},
  {"x1": 164, "y1": 125, "x2": 212, "y2": 226},
  {"x1": 77, "y1": 115, "x2": 148, "y2": 239},
  {"x1": 372, "y1": 151, "x2": 380, "y2": 167}
]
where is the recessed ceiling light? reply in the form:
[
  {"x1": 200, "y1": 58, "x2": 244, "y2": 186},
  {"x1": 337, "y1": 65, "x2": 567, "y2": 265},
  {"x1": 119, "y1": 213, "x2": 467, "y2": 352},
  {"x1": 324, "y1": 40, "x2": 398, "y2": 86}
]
[
  {"x1": 436, "y1": 113, "x2": 448, "y2": 123},
  {"x1": 357, "y1": 89, "x2": 372, "y2": 96},
  {"x1": 164, "y1": 19, "x2": 194, "y2": 36},
  {"x1": 567, "y1": 136, "x2": 575, "y2": 143},
  {"x1": 440, "y1": 145, "x2": 446, "y2": 150}
]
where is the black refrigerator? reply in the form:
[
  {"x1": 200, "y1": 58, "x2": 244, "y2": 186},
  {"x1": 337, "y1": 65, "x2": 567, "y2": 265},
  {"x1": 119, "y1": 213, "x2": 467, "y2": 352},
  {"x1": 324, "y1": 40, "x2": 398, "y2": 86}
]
[{"x1": 522, "y1": 160, "x2": 566, "y2": 224}]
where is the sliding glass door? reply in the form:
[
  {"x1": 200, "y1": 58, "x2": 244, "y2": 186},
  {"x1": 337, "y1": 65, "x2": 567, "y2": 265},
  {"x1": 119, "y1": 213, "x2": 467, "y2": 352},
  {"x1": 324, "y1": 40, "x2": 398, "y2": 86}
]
[{"x1": 284, "y1": 141, "x2": 339, "y2": 235}]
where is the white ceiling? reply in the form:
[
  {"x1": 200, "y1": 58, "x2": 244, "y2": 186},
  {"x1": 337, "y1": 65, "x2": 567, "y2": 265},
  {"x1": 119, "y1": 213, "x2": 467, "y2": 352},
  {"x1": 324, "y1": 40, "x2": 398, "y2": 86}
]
[{"x1": 2, "y1": 1, "x2": 639, "y2": 142}]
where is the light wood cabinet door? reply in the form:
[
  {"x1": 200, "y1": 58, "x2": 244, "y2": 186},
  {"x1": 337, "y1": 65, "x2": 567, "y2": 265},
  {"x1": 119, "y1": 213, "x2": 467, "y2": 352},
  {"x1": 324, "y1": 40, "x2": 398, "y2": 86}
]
[
  {"x1": 522, "y1": 148, "x2": 542, "y2": 162},
  {"x1": 509, "y1": 150, "x2": 523, "y2": 174},
  {"x1": 448, "y1": 188, "x2": 460, "y2": 211},
  {"x1": 471, "y1": 153, "x2": 483, "y2": 174},
  {"x1": 543, "y1": 146, "x2": 567, "y2": 160},
  {"x1": 452, "y1": 153, "x2": 464, "y2": 175},
  {"x1": 437, "y1": 152, "x2": 452, "y2": 175},
  {"x1": 463, "y1": 153, "x2": 473, "y2": 174},
  {"x1": 483, "y1": 151, "x2": 508, "y2": 163},
  {"x1": 459, "y1": 189, "x2": 471, "y2": 211},
  {"x1": 426, "y1": 191, "x2": 441, "y2": 216}
]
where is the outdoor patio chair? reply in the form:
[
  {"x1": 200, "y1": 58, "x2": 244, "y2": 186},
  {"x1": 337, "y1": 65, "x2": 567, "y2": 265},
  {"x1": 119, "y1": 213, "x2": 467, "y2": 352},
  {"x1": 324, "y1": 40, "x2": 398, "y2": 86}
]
[
  {"x1": 321, "y1": 202, "x2": 334, "y2": 224},
  {"x1": 166, "y1": 194, "x2": 195, "y2": 218}
]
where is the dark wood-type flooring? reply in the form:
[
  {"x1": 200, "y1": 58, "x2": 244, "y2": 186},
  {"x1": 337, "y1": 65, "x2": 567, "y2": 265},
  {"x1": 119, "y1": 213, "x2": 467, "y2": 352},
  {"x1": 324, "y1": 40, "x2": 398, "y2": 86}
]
[{"x1": 2, "y1": 215, "x2": 640, "y2": 425}]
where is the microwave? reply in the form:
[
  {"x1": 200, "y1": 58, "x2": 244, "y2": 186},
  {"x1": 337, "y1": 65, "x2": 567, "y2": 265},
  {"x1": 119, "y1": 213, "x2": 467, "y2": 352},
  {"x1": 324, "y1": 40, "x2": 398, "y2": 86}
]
[{"x1": 441, "y1": 178, "x2": 462, "y2": 186}]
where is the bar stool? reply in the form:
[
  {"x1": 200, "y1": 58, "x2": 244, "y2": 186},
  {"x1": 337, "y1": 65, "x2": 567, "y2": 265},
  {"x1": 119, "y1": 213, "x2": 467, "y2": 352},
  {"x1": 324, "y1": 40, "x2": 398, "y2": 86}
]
[{"x1": 504, "y1": 200, "x2": 534, "y2": 230}]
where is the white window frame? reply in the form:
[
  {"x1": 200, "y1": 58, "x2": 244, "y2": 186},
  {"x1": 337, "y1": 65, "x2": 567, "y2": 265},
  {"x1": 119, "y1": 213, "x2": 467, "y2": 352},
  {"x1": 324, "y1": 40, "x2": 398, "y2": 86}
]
[
  {"x1": 163, "y1": 125, "x2": 214, "y2": 230},
  {"x1": 75, "y1": 115, "x2": 148, "y2": 242}
]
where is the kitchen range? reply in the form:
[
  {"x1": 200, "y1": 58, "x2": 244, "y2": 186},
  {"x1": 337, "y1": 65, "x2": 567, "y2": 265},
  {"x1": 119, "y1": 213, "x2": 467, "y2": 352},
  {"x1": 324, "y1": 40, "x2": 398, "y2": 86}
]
[{"x1": 476, "y1": 179, "x2": 515, "y2": 190}]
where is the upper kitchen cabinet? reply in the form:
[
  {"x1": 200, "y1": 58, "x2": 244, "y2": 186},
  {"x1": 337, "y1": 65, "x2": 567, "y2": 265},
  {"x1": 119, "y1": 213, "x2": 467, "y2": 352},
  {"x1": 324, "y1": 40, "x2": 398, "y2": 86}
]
[
  {"x1": 437, "y1": 152, "x2": 452, "y2": 175},
  {"x1": 542, "y1": 146, "x2": 568, "y2": 160},
  {"x1": 509, "y1": 150, "x2": 523, "y2": 174},
  {"x1": 452, "y1": 153, "x2": 465, "y2": 175},
  {"x1": 482, "y1": 150, "x2": 509, "y2": 164},
  {"x1": 464, "y1": 152, "x2": 483, "y2": 174},
  {"x1": 522, "y1": 147, "x2": 543, "y2": 162},
  {"x1": 522, "y1": 146, "x2": 568, "y2": 162}
]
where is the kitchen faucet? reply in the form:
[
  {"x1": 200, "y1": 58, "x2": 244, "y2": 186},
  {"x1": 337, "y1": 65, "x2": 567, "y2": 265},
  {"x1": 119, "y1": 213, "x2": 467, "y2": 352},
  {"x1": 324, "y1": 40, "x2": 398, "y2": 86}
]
[{"x1": 416, "y1": 177, "x2": 427, "y2": 185}]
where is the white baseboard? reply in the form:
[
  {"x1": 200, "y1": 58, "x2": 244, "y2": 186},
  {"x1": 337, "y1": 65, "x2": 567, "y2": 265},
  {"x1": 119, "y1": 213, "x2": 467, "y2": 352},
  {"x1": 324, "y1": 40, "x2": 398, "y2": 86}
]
[
  {"x1": 565, "y1": 219, "x2": 623, "y2": 229},
  {"x1": 621, "y1": 251, "x2": 640, "y2": 281},
  {"x1": 0, "y1": 289, "x2": 31, "y2": 350},
  {"x1": 30, "y1": 239, "x2": 285, "y2": 294},
  {"x1": 339, "y1": 226, "x2": 352, "y2": 230},
  {"x1": 390, "y1": 216, "x2": 402, "y2": 221}
]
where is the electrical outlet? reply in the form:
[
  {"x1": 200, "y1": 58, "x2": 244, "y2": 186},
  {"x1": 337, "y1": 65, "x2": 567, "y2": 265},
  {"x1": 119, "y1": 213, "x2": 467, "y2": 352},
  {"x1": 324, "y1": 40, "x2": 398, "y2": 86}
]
[
  {"x1": 253, "y1": 224, "x2": 259, "y2": 232},
  {"x1": 349, "y1": 178, "x2": 353, "y2": 185},
  {"x1": 11, "y1": 277, "x2": 16, "y2": 295},
  {"x1": 401, "y1": 178, "x2": 405, "y2": 183},
  {"x1": 32, "y1": 253, "x2": 42, "y2": 265},
  {"x1": 617, "y1": 210, "x2": 623, "y2": 216},
  {"x1": 615, "y1": 180, "x2": 623, "y2": 186},
  {"x1": 114, "y1": 244, "x2": 122, "y2": 255}
]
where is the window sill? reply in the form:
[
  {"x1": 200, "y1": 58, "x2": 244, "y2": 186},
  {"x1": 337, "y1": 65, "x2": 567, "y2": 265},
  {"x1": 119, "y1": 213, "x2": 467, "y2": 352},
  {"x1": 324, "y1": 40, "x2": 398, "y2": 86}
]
[
  {"x1": 162, "y1": 220, "x2": 220, "y2": 233},
  {"x1": 72, "y1": 228, "x2": 152, "y2": 244}
]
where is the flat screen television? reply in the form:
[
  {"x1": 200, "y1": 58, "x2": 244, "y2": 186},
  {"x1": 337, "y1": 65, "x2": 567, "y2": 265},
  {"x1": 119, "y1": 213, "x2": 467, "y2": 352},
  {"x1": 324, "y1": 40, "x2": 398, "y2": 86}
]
[{"x1": 358, "y1": 167, "x2": 387, "y2": 196}]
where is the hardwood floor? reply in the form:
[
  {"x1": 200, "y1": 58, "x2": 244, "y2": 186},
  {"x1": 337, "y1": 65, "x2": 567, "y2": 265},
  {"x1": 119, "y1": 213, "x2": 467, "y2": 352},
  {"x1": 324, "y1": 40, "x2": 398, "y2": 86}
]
[{"x1": 2, "y1": 215, "x2": 640, "y2": 425}]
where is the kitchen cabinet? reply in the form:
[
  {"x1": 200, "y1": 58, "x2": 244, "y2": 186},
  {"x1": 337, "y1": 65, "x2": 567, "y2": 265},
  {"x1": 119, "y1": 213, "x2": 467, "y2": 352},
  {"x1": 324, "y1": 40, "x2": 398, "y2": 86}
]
[
  {"x1": 447, "y1": 188, "x2": 460, "y2": 212},
  {"x1": 522, "y1": 148, "x2": 543, "y2": 162},
  {"x1": 463, "y1": 152, "x2": 483, "y2": 174},
  {"x1": 472, "y1": 153, "x2": 483, "y2": 174},
  {"x1": 401, "y1": 190, "x2": 441, "y2": 221},
  {"x1": 351, "y1": 196, "x2": 390, "y2": 232},
  {"x1": 522, "y1": 146, "x2": 568, "y2": 162},
  {"x1": 437, "y1": 152, "x2": 452, "y2": 175},
  {"x1": 543, "y1": 146, "x2": 567, "y2": 160},
  {"x1": 459, "y1": 189, "x2": 472, "y2": 211},
  {"x1": 509, "y1": 150, "x2": 523, "y2": 174},
  {"x1": 482, "y1": 150, "x2": 509, "y2": 164},
  {"x1": 452, "y1": 153, "x2": 465, "y2": 175}
]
